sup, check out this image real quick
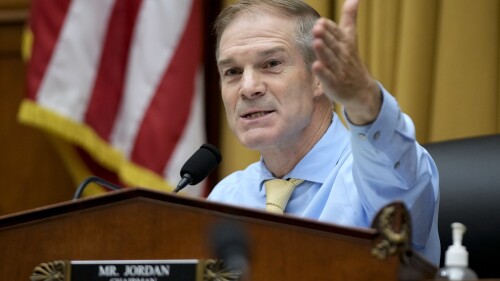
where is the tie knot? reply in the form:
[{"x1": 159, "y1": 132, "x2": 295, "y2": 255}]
[{"x1": 264, "y1": 178, "x2": 304, "y2": 214}]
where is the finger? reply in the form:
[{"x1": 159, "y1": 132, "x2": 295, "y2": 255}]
[
  {"x1": 312, "y1": 19, "x2": 345, "y2": 71},
  {"x1": 312, "y1": 61, "x2": 336, "y2": 92},
  {"x1": 313, "y1": 18, "x2": 345, "y2": 44},
  {"x1": 339, "y1": 0, "x2": 359, "y2": 34},
  {"x1": 312, "y1": 61, "x2": 339, "y2": 99},
  {"x1": 312, "y1": 37, "x2": 342, "y2": 73}
]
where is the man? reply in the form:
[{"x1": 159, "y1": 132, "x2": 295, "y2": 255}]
[{"x1": 208, "y1": 0, "x2": 440, "y2": 265}]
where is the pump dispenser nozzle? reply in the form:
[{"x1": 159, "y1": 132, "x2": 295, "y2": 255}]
[
  {"x1": 452, "y1": 223, "x2": 466, "y2": 246},
  {"x1": 436, "y1": 222, "x2": 478, "y2": 280},
  {"x1": 445, "y1": 222, "x2": 468, "y2": 267}
]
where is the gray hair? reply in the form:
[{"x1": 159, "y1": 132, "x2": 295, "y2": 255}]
[{"x1": 213, "y1": 0, "x2": 320, "y2": 68}]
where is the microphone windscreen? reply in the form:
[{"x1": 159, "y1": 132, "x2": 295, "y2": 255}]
[
  {"x1": 210, "y1": 220, "x2": 249, "y2": 273},
  {"x1": 180, "y1": 143, "x2": 222, "y2": 185}
]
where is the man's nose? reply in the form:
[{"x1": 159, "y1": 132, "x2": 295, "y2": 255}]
[{"x1": 239, "y1": 70, "x2": 265, "y2": 99}]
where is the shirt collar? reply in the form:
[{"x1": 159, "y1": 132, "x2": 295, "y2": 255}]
[{"x1": 258, "y1": 113, "x2": 351, "y2": 190}]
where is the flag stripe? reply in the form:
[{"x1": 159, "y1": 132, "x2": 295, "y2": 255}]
[
  {"x1": 27, "y1": 0, "x2": 71, "y2": 100},
  {"x1": 131, "y1": 0, "x2": 202, "y2": 173},
  {"x1": 109, "y1": 1, "x2": 194, "y2": 158},
  {"x1": 164, "y1": 67, "x2": 206, "y2": 196},
  {"x1": 84, "y1": 0, "x2": 143, "y2": 141},
  {"x1": 37, "y1": 0, "x2": 116, "y2": 122}
]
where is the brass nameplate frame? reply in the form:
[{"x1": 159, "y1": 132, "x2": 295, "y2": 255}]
[{"x1": 31, "y1": 259, "x2": 241, "y2": 281}]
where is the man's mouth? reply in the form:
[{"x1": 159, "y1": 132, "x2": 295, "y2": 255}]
[{"x1": 242, "y1": 111, "x2": 274, "y2": 120}]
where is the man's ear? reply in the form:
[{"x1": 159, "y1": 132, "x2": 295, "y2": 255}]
[{"x1": 313, "y1": 75, "x2": 324, "y2": 97}]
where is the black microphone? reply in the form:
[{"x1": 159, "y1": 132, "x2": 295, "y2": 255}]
[{"x1": 174, "y1": 143, "x2": 222, "y2": 193}]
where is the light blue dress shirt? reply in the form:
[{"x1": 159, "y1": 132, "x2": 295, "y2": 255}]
[{"x1": 208, "y1": 86, "x2": 440, "y2": 265}]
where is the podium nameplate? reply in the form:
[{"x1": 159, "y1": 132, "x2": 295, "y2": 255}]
[{"x1": 30, "y1": 259, "x2": 241, "y2": 281}]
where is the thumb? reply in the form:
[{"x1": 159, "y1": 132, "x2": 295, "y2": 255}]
[{"x1": 339, "y1": 0, "x2": 359, "y2": 33}]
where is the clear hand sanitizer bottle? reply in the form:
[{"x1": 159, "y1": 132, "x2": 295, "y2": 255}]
[{"x1": 435, "y1": 222, "x2": 478, "y2": 280}]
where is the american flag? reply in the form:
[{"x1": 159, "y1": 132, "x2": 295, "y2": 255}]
[{"x1": 19, "y1": 0, "x2": 207, "y2": 196}]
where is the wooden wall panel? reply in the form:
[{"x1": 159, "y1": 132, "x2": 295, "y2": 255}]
[
  {"x1": 0, "y1": 0, "x2": 28, "y2": 9},
  {"x1": 0, "y1": 6, "x2": 74, "y2": 216}
]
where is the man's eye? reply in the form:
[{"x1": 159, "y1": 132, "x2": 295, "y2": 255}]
[
  {"x1": 265, "y1": 60, "x2": 282, "y2": 68},
  {"x1": 224, "y1": 68, "x2": 240, "y2": 76}
]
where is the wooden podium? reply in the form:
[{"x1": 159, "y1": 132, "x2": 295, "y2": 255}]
[{"x1": 0, "y1": 188, "x2": 436, "y2": 280}]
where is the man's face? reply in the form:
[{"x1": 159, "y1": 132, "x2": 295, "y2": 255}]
[{"x1": 217, "y1": 12, "x2": 321, "y2": 151}]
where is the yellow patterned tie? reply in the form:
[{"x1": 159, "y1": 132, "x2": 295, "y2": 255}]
[{"x1": 264, "y1": 178, "x2": 304, "y2": 214}]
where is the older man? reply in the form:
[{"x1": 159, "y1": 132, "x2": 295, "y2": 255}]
[{"x1": 208, "y1": 0, "x2": 440, "y2": 265}]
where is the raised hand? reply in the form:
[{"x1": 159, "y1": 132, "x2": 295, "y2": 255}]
[{"x1": 312, "y1": 0, "x2": 381, "y2": 125}]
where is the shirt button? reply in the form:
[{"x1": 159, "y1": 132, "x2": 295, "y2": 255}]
[
  {"x1": 394, "y1": 161, "x2": 401, "y2": 169},
  {"x1": 358, "y1": 133, "x2": 367, "y2": 140},
  {"x1": 373, "y1": 131, "x2": 381, "y2": 140}
]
